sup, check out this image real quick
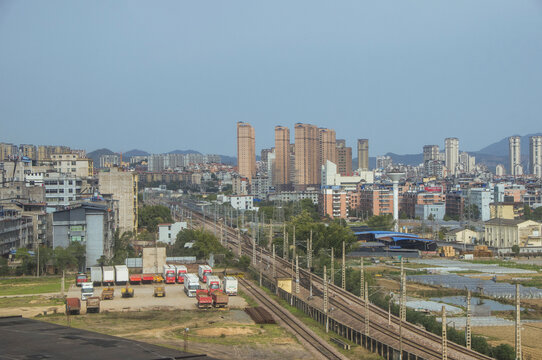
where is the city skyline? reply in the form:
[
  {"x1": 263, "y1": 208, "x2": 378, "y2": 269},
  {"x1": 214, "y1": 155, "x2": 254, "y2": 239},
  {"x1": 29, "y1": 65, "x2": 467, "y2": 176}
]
[{"x1": 1, "y1": 1, "x2": 541, "y2": 156}]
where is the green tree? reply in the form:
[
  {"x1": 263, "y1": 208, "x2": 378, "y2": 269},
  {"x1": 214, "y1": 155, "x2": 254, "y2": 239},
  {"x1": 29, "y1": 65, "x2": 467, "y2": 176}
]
[
  {"x1": 531, "y1": 206, "x2": 542, "y2": 221},
  {"x1": 138, "y1": 205, "x2": 173, "y2": 232},
  {"x1": 171, "y1": 228, "x2": 227, "y2": 259},
  {"x1": 491, "y1": 343, "x2": 515, "y2": 360},
  {"x1": 111, "y1": 230, "x2": 135, "y2": 265},
  {"x1": 237, "y1": 255, "x2": 251, "y2": 270},
  {"x1": 523, "y1": 204, "x2": 531, "y2": 220},
  {"x1": 465, "y1": 204, "x2": 480, "y2": 221},
  {"x1": 366, "y1": 214, "x2": 395, "y2": 231},
  {"x1": 511, "y1": 244, "x2": 520, "y2": 256}
]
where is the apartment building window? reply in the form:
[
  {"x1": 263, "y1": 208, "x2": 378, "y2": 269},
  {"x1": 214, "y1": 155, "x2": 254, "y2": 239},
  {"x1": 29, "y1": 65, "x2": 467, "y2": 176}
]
[{"x1": 71, "y1": 161, "x2": 76, "y2": 165}]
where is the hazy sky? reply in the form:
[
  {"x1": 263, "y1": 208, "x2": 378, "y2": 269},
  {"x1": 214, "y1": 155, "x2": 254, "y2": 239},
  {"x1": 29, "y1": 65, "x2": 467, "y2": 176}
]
[{"x1": 1, "y1": 1, "x2": 541, "y2": 156}]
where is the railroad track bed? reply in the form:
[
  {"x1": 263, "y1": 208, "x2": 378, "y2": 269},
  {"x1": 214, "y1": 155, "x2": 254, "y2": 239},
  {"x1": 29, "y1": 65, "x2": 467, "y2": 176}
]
[
  {"x1": 238, "y1": 277, "x2": 346, "y2": 360},
  {"x1": 178, "y1": 206, "x2": 494, "y2": 360}
]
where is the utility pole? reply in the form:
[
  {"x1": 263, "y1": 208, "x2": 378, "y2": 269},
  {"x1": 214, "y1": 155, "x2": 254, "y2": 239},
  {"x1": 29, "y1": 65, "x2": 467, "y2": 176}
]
[
  {"x1": 295, "y1": 256, "x2": 299, "y2": 294},
  {"x1": 252, "y1": 234, "x2": 256, "y2": 266},
  {"x1": 360, "y1": 257, "x2": 364, "y2": 299},
  {"x1": 292, "y1": 225, "x2": 296, "y2": 261},
  {"x1": 466, "y1": 290, "x2": 472, "y2": 349},
  {"x1": 307, "y1": 229, "x2": 312, "y2": 270},
  {"x1": 330, "y1": 247, "x2": 334, "y2": 286},
  {"x1": 516, "y1": 283, "x2": 522, "y2": 360},
  {"x1": 36, "y1": 244, "x2": 39, "y2": 278},
  {"x1": 442, "y1": 305, "x2": 447, "y2": 360},
  {"x1": 400, "y1": 258, "x2": 406, "y2": 322},
  {"x1": 324, "y1": 265, "x2": 329, "y2": 333},
  {"x1": 237, "y1": 229, "x2": 242, "y2": 257},
  {"x1": 283, "y1": 232, "x2": 288, "y2": 259},
  {"x1": 61, "y1": 270, "x2": 65, "y2": 297},
  {"x1": 272, "y1": 244, "x2": 276, "y2": 278},
  {"x1": 364, "y1": 281, "x2": 369, "y2": 336},
  {"x1": 269, "y1": 219, "x2": 273, "y2": 250},
  {"x1": 341, "y1": 241, "x2": 346, "y2": 290}
]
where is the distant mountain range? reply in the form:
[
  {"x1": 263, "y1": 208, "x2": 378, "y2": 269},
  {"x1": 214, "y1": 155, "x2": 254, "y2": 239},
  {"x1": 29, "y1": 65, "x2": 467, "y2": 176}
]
[
  {"x1": 87, "y1": 133, "x2": 541, "y2": 171},
  {"x1": 87, "y1": 148, "x2": 234, "y2": 166}
]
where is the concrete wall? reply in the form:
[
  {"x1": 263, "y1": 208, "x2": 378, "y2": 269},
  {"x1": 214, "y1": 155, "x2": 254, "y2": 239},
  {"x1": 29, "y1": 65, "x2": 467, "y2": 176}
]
[{"x1": 142, "y1": 247, "x2": 166, "y2": 274}]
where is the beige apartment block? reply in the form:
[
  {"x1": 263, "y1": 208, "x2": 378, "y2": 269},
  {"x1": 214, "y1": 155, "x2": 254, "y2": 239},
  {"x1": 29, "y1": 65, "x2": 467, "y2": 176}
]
[
  {"x1": 484, "y1": 219, "x2": 542, "y2": 247},
  {"x1": 51, "y1": 153, "x2": 93, "y2": 177},
  {"x1": 98, "y1": 168, "x2": 138, "y2": 233},
  {"x1": 274, "y1": 126, "x2": 290, "y2": 187},
  {"x1": 294, "y1": 123, "x2": 319, "y2": 188},
  {"x1": 319, "y1": 128, "x2": 337, "y2": 169},
  {"x1": 237, "y1": 122, "x2": 256, "y2": 182}
]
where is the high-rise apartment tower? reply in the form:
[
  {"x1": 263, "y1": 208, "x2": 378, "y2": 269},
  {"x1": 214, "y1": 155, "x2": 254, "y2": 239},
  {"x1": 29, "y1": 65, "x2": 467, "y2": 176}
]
[
  {"x1": 336, "y1": 140, "x2": 352, "y2": 176},
  {"x1": 509, "y1": 136, "x2": 522, "y2": 176},
  {"x1": 445, "y1": 138, "x2": 459, "y2": 175},
  {"x1": 357, "y1": 139, "x2": 369, "y2": 170},
  {"x1": 274, "y1": 126, "x2": 291, "y2": 189},
  {"x1": 319, "y1": 128, "x2": 337, "y2": 169},
  {"x1": 294, "y1": 123, "x2": 319, "y2": 189},
  {"x1": 236, "y1": 122, "x2": 256, "y2": 182},
  {"x1": 529, "y1": 136, "x2": 542, "y2": 178}
]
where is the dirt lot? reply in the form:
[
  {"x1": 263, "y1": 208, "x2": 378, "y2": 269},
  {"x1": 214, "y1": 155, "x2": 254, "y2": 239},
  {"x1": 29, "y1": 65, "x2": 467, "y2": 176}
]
[
  {"x1": 40, "y1": 310, "x2": 313, "y2": 360},
  {"x1": 473, "y1": 323, "x2": 542, "y2": 360},
  {"x1": 67, "y1": 283, "x2": 248, "y2": 313}
]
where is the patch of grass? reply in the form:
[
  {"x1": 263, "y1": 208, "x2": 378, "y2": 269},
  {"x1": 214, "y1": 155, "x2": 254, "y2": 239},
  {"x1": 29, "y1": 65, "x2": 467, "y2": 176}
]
[
  {"x1": 238, "y1": 289, "x2": 259, "y2": 307},
  {"x1": 466, "y1": 259, "x2": 541, "y2": 272},
  {"x1": 0, "y1": 276, "x2": 73, "y2": 296},
  {"x1": 0, "y1": 295, "x2": 64, "y2": 308}
]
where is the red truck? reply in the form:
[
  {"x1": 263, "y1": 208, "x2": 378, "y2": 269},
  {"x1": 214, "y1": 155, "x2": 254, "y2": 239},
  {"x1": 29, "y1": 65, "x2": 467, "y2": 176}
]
[
  {"x1": 75, "y1": 273, "x2": 88, "y2": 287},
  {"x1": 211, "y1": 289, "x2": 228, "y2": 308},
  {"x1": 196, "y1": 289, "x2": 212, "y2": 309},
  {"x1": 142, "y1": 274, "x2": 154, "y2": 284},
  {"x1": 66, "y1": 297, "x2": 81, "y2": 315},
  {"x1": 164, "y1": 265, "x2": 176, "y2": 284},
  {"x1": 129, "y1": 274, "x2": 142, "y2": 285},
  {"x1": 176, "y1": 265, "x2": 187, "y2": 284}
]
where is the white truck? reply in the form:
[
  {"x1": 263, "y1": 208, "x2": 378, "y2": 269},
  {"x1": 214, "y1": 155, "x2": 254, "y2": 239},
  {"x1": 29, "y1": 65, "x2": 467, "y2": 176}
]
[
  {"x1": 223, "y1": 276, "x2": 238, "y2": 296},
  {"x1": 198, "y1": 265, "x2": 212, "y2": 282},
  {"x1": 206, "y1": 275, "x2": 220, "y2": 291},
  {"x1": 90, "y1": 266, "x2": 102, "y2": 286},
  {"x1": 102, "y1": 266, "x2": 115, "y2": 286},
  {"x1": 183, "y1": 273, "x2": 200, "y2": 297},
  {"x1": 114, "y1": 265, "x2": 129, "y2": 285},
  {"x1": 81, "y1": 282, "x2": 94, "y2": 301}
]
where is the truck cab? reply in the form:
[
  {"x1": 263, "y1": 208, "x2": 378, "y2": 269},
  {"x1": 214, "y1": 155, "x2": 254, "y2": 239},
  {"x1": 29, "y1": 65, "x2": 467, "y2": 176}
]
[
  {"x1": 81, "y1": 282, "x2": 94, "y2": 301},
  {"x1": 76, "y1": 273, "x2": 88, "y2": 287}
]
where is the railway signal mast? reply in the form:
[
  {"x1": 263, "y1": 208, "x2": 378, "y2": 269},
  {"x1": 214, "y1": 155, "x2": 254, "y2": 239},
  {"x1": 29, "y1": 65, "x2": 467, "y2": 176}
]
[
  {"x1": 341, "y1": 242, "x2": 346, "y2": 289},
  {"x1": 516, "y1": 284, "x2": 522, "y2": 360}
]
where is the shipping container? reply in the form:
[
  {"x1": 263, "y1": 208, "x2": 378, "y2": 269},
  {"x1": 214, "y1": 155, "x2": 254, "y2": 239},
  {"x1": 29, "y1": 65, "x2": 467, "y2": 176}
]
[
  {"x1": 223, "y1": 276, "x2": 238, "y2": 296},
  {"x1": 90, "y1": 267, "x2": 102, "y2": 286},
  {"x1": 114, "y1": 265, "x2": 129, "y2": 285},
  {"x1": 102, "y1": 266, "x2": 115, "y2": 285}
]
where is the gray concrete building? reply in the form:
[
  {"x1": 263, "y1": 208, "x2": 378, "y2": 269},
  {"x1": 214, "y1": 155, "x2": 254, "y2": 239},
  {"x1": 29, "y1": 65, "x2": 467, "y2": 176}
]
[{"x1": 52, "y1": 203, "x2": 115, "y2": 269}]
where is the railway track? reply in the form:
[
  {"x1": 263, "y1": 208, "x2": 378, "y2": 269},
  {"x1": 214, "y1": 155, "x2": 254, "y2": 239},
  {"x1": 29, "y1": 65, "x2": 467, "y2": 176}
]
[
  {"x1": 238, "y1": 277, "x2": 346, "y2": 360},
  {"x1": 173, "y1": 203, "x2": 494, "y2": 360}
]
